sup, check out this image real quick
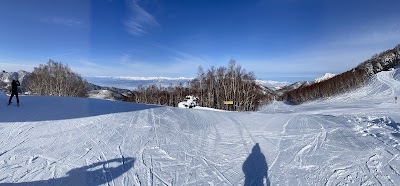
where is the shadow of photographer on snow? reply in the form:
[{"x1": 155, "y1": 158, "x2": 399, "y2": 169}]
[{"x1": 243, "y1": 143, "x2": 270, "y2": 186}]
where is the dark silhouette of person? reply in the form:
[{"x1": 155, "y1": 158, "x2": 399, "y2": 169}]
[
  {"x1": 8, "y1": 79, "x2": 20, "y2": 107},
  {"x1": 242, "y1": 143, "x2": 270, "y2": 186},
  {"x1": 0, "y1": 157, "x2": 135, "y2": 186}
]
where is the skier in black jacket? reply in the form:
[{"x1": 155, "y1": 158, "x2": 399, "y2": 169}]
[{"x1": 8, "y1": 79, "x2": 20, "y2": 107}]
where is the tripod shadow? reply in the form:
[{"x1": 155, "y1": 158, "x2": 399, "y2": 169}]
[
  {"x1": 1, "y1": 157, "x2": 135, "y2": 186},
  {"x1": 242, "y1": 143, "x2": 270, "y2": 186}
]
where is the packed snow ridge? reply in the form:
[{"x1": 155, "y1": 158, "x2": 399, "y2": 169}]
[{"x1": 1, "y1": 68, "x2": 400, "y2": 185}]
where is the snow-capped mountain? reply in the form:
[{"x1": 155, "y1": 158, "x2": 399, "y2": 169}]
[
  {"x1": 255, "y1": 80, "x2": 290, "y2": 89},
  {"x1": 0, "y1": 70, "x2": 30, "y2": 83},
  {"x1": 271, "y1": 73, "x2": 335, "y2": 96},
  {"x1": 85, "y1": 76, "x2": 193, "y2": 90},
  {"x1": 272, "y1": 81, "x2": 310, "y2": 96},
  {"x1": 314, "y1": 73, "x2": 336, "y2": 83},
  {"x1": 0, "y1": 70, "x2": 30, "y2": 93},
  {"x1": 88, "y1": 76, "x2": 291, "y2": 90},
  {"x1": 92, "y1": 76, "x2": 193, "y2": 81}
]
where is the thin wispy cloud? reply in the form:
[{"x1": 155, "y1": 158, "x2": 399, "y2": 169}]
[
  {"x1": 111, "y1": 44, "x2": 209, "y2": 77},
  {"x1": 153, "y1": 43, "x2": 210, "y2": 66},
  {"x1": 125, "y1": 0, "x2": 159, "y2": 36},
  {"x1": 41, "y1": 17, "x2": 83, "y2": 27},
  {"x1": 71, "y1": 59, "x2": 114, "y2": 76},
  {"x1": 326, "y1": 22, "x2": 400, "y2": 48},
  {"x1": 63, "y1": 45, "x2": 208, "y2": 77},
  {"x1": 117, "y1": 56, "x2": 196, "y2": 77},
  {"x1": 47, "y1": 51, "x2": 81, "y2": 60},
  {"x1": 242, "y1": 46, "x2": 398, "y2": 81},
  {"x1": 68, "y1": 57, "x2": 175, "y2": 77},
  {"x1": 168, "y1": 50, "x2": 208, "y2": 66},
  {"x1": 238, "y1": 25, "x2": 400, "y2": 81}
]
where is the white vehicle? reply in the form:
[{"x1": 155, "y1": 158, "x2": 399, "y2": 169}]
[{"x1": 178, "y1": 95, "x2": 199, "y2": 108}]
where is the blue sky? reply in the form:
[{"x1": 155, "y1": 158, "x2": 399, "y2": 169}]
[{"x1": 1, "y1": 0, "x2": 400, "y2": 82}]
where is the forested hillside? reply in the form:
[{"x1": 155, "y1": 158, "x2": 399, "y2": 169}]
[{"x1": 280, "y1": 44, "x2": 400, "y2": 104}]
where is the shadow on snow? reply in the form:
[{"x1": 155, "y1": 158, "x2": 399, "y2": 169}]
[
  {"x1": 0, "y1": 157, "x2": 135, "y2": 186},
  {"x1": 242, "y1": 143, "x2": 270, "y2": 186},
  {"x1": 0, "y1": 96, "x2": 162, "y2": 122}
]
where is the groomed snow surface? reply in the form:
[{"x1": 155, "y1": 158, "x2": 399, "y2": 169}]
[{"x1": 1, "y1": 69, "x2": 400, "y2": 185}]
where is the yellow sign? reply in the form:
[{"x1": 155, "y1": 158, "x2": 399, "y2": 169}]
[{"x1": 224, "y1": 101, "x2": 233, "y2": 105}]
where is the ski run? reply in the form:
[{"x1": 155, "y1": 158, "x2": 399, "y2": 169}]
[{"x1": 1, "y1": 68, "x2": 400, "y2": 185}]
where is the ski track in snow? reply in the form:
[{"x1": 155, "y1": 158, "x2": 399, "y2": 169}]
[{"x1": 0, "y1": 69, "x2": 400, "y2": 185}]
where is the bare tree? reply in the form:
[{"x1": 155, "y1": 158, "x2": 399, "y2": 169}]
[
  {"x1": 25, "y1": 60, "x2": 87, "y2": 97},
  {"x1": 125, "y1": 60, "x2": 274, "y2": 111}
]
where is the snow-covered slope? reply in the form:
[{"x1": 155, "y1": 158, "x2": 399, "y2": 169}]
[
  {"x1": 320, "y1": 68, "x2": 400, "y2": 104},
  {"x1": 314, "y1": 73, "x2": 336, "y2": 83},
  {"x1": 1, "y1": 68, "x2": 400, "y2": 185}
]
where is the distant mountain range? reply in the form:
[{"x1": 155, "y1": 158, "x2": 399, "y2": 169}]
[
  {"x1": 0, "y1": 70, "x2": 30, "y2": 93},
  {"x1": 84, "y1": 76, "x2": 193, "y2": 90},
  {"x1": 92, "y1": 76, "x2": 193, "y2": 81},
  {"x1": 0, "y1": 70, "x2": 30, "y2": 83},
  {"x1": 86, "y1": 76, "x2": 291, "y2": 90},
  {"x1": 260, "y1": 73, "x2": 337, "y2": 96}
]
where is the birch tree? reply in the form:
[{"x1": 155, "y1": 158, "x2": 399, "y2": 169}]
[{"x1": 25, "y1": 60, "x2": 87, "y2": 97}]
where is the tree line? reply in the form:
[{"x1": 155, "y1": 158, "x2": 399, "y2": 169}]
[
  {"x1": 280, "y1": 44, "x2": 400, "y2": 104},
  {"x1": 24, "y1": 60, "x2": 88, "y2": 97},
  {"x1": 125, "y1": 60, "x2": 274, "y2": 111},
  {"x1": 17, "y1": 59, "x2": 271, "y2": 111}
]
